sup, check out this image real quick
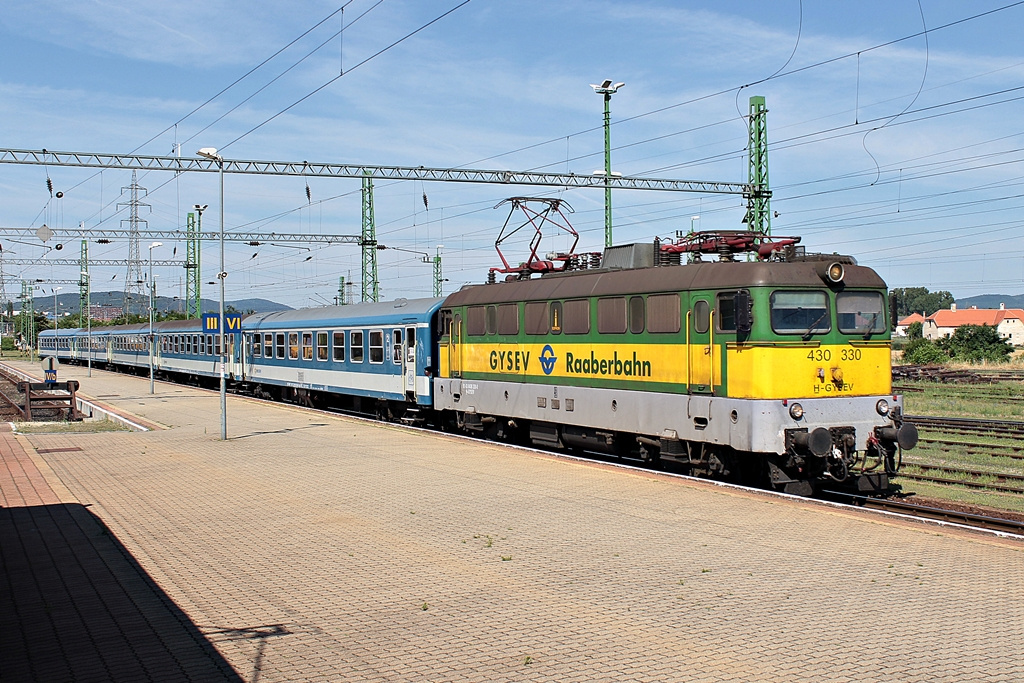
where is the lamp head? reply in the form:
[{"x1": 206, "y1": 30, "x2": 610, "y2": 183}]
[
  {"x1": 590, "y1": 79, "x2": 625, "y2": 95},
  {"x1": 197, "y1": 147, "x2": 221, "y2": 161},
  {"x1": 149, "y1": 241, "x2": 163, "y2": 250}
]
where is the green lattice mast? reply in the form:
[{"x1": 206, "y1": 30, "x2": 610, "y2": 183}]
[
  {"x1": 361, "y1": 173, "x2": 379, "y2": 302},
  {"x1": 745, "y1": 95, "x2": 772, "y2": 235},
  {"x1": 186, "y1": 210, "x2": 202, "y2": 318}
]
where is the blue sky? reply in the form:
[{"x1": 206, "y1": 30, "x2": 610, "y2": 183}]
[{"x1": 2, "y1": 0, "x2": 1024, "y2": 309}]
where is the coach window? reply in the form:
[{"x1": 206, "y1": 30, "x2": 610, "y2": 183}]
[
  {"x1": 288, "y1": 333, "x2": 300, "y2": 360},
  {"x1": 332, "y1": 331, "x2": 345, "y2": 362},
  {"x1": 629, "y1": 296, "x2": 645, "y2": 334},
  {"x1": 215, "y1": 335, "x2": 222, "y2": 356},
  {"x1": 525, "y1": 302, "x2": 548, "y2": 335},
  {"x1": 207, "y1": 335, "x2": 214, "y2": 355},
  {"x1": 646, "y1": 294, "x2": 680, "y2": 334},
  {"x1": 301, "y1": 332, "x2": 313, "y2": 360},
  {"x1": 549, "y1": 301, "x2": 563, "y2": 334},
  {"x1": 486, "y1": 305, "x2": 497, "y2": 335},
  {"x1": 770, "y1": 291, "x2": 830, "y2": 335},
  {"x1": 597, "y1": 297, "x2": 627, "y2": 334},
  {"x1": 369, "y1": 330, "x2": 385, "y2": 363},
  {"x1": 717, "y1": 292, "x2": 737, "y2": 332},
  {"x1": 252, "y1": 333, "x2": 262, "y2": 357},
  {"x1": 497, "y1": 304, "x2": 519, "y2": 335},
  {"x1": 162, "y1": 337, "x2": 168, "y2": 352},
  {"x1": 316, "y1": 332, "x2": 329, "y2": 361},
  {"x1": 693, "y1": 300, "x2": 710, "y2": 334},
  {"x1": 467, "y1": 306, "x2": 486, "y2": 336},
  {"x1": 274, "y1": 333, "x2": 285, "y2": 359},
  {"x1": 263, "y1": 333, "x2": 273, "y2": 357},
  {"x1": 200, "y1": 335, "x2": 206, "y2": 355},
  {"x1": 187, "y1": 335, "x2": 193, "y2": 355},
  {"x1": 351, "y1": 330, "x2": 365, "y2": 363},
  {"x1": 564, "y1": 299, "x2": 590, "y2": 335},
  {"x1": 392, "y1": 329, "x2": 403, "y2": 364}
]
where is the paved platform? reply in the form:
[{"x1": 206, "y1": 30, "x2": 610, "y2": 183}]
[{"x1": 1, "y1": 359, "x2": 1023, "y2": 682}]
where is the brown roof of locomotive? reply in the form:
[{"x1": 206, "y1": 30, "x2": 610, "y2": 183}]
[{"x1": 444, "y1": 261, "x2": 887, "y2": 307}]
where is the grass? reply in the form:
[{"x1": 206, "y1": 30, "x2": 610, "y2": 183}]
[
  {"x1": 896, "y1": 379, "x2": 1024, "y2": 514},
  {"x1": 15, "y1": 419, "x2": 130, "y2": 434},
  {"x1": 901, "y1": 379, "x2": 1024, "y2": 420}
]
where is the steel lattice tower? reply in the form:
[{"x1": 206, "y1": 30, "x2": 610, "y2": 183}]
[
  {"x1": 361, "y1": 173, "x2": 378, "y2": 302},
  {"x1": 0, "y1": 247, "x2": 7, "y2": 316},
  {"x1": 119, "y1": 171, "x2": 149, "y2": 315},
  {"x1": 79, "y1": 240, "x2": 88, "y2": 320},
  {"x1": 186, "y1": 210, "x2": 201, "y2": 318},
  {"x1": 745, "y1": 96, "x2": 772, "y2": 235}
]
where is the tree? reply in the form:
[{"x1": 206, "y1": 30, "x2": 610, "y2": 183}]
[
  {"x1": 891, "y1": 287, "x2": 954, "y2": 317},
  {"x1": 936, "y1": 324, "x2": 1013, "y2": 363},
  {"x1": 906, "y1": 321, "x2": 923, "y2": 339}
]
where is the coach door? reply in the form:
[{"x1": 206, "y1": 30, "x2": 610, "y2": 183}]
[
  {"x1": 688, "y1": 297, "x2": 713, "y2": 393},
  {"x1": 449, "y1": 314, "x2": 463, "y2": 378},
  {"x1": 404, "y1": 326, "x2": 417, "y2": 396}
]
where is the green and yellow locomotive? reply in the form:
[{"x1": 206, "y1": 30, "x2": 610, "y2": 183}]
[{"x1": 434, "y1": 231, "x2": 917, "y2": 495}]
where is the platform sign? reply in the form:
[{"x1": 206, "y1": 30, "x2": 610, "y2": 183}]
[
  {"x1": 203, "y1": 313, "x2": 242, "y2": 334},
  {"x1": 41, "y1": 356, "x2": 59, "y2": 385}
]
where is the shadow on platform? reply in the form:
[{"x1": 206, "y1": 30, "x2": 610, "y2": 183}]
[{"x1": 0, "y1": 502, "x2": 242, "y2": 682}]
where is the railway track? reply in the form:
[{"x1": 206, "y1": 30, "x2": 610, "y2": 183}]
[
  {"x1": 905, "y1": 414, "x2": 1024, "y2": 438},
  {"x1": 823, "y1": 491, "x2": 1024, "y2": 536},
  {"x1": 917, "y1": 437, "x2": 1024, "y2": 460},
  {"x1": 895, "y1": 464, "x2": 1024, "y2": 495}
]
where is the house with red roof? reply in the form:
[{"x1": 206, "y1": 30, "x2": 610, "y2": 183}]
[
  {"x1": 895, "y1": 312, "x2": 926, "y2": 337},
  {"x1": 922, "y1": 303, "x2": 1024, "y2": 345}
]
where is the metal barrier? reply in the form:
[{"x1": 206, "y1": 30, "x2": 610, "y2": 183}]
[{"x1": 0, "y1": 380, "x2": 81, "y2": 421}]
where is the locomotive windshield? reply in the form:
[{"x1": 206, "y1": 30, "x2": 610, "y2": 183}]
[
  {"x1": 770, "y1": 291, "x2": 830, "y2": 335},
  {"x1": 837, "y1": 291, "x2": 886, "y2": 335}
]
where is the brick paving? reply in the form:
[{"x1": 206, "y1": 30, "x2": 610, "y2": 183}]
[{"x1": 1, "y1": 359, "x2": 1023, "y2": 682}]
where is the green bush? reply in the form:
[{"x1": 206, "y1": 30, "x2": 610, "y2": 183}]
[
  {"x1": 937, "y1": 324, "x2": 1013, "y2": 363},
  {"x1": 902, "y1": 338, "x2": 947, "y2": 365}
]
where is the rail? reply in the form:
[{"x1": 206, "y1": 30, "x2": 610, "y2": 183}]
[{"x1": 822, "y1": 491, "x2": 1024, "y2": 536}]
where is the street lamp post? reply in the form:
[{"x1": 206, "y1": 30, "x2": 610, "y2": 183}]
[
  {"x1": 197, "y1": 147, "x2": 227, "y2": 440},
  {"x1": 81, "y1": 265, "x2": 91, "y2": 377},
  {"x1": 591, "y1": 79, "x2": 625, "y2": 248},
  {"x1": 52, "y1": 287, "x2": 62, "y2": 331},
  {"x1": 148, "y1": 242, "x2": 162, "y2": 394}
]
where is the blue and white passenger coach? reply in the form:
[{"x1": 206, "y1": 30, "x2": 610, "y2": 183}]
[{"x1": 240, "y1": 297, "x2": 445, "y2": 412}]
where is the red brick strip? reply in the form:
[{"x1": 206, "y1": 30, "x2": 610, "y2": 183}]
[{"x1": 0, "y1": 426, "x2": 64, "y2": 508}]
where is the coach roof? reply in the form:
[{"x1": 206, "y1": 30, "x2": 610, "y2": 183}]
[{"x1": 245, "y1": 297, "x2": 445, "y2": 329}]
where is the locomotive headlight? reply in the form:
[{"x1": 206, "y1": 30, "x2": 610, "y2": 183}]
[
  {"x1": 789, "y1": 402, "x2": 804, "y2": 420},
  {"x1": 876, "y1": 399, "x2": 890, "y2": 416},
  {"x1": 816, "y1": 261, "x2": 845, "y2": 284}
]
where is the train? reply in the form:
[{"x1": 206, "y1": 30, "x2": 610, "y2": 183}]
[{"x1": 38, "y1": 230, "x2": 918, "y2": 496}]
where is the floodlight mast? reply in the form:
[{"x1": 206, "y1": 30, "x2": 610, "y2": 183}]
[
  {"x1": 196, "y1": 147, "x2": 227, "y2": 441},
  {"x1": 590, "y1": 80, "x2": 625, "y2": 247}
]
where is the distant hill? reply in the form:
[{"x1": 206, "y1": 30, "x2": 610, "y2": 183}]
[
  {"x1": 31, "y1": 290, "x2": 293, "y2": 316},
  {"x1": 956, "y1": 294, "x2": 1024, "y2": 310}
]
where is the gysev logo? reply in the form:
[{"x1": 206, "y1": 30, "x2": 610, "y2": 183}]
[{"x1": 539, "y1": 345, "x2": 557, "y2": 375}]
